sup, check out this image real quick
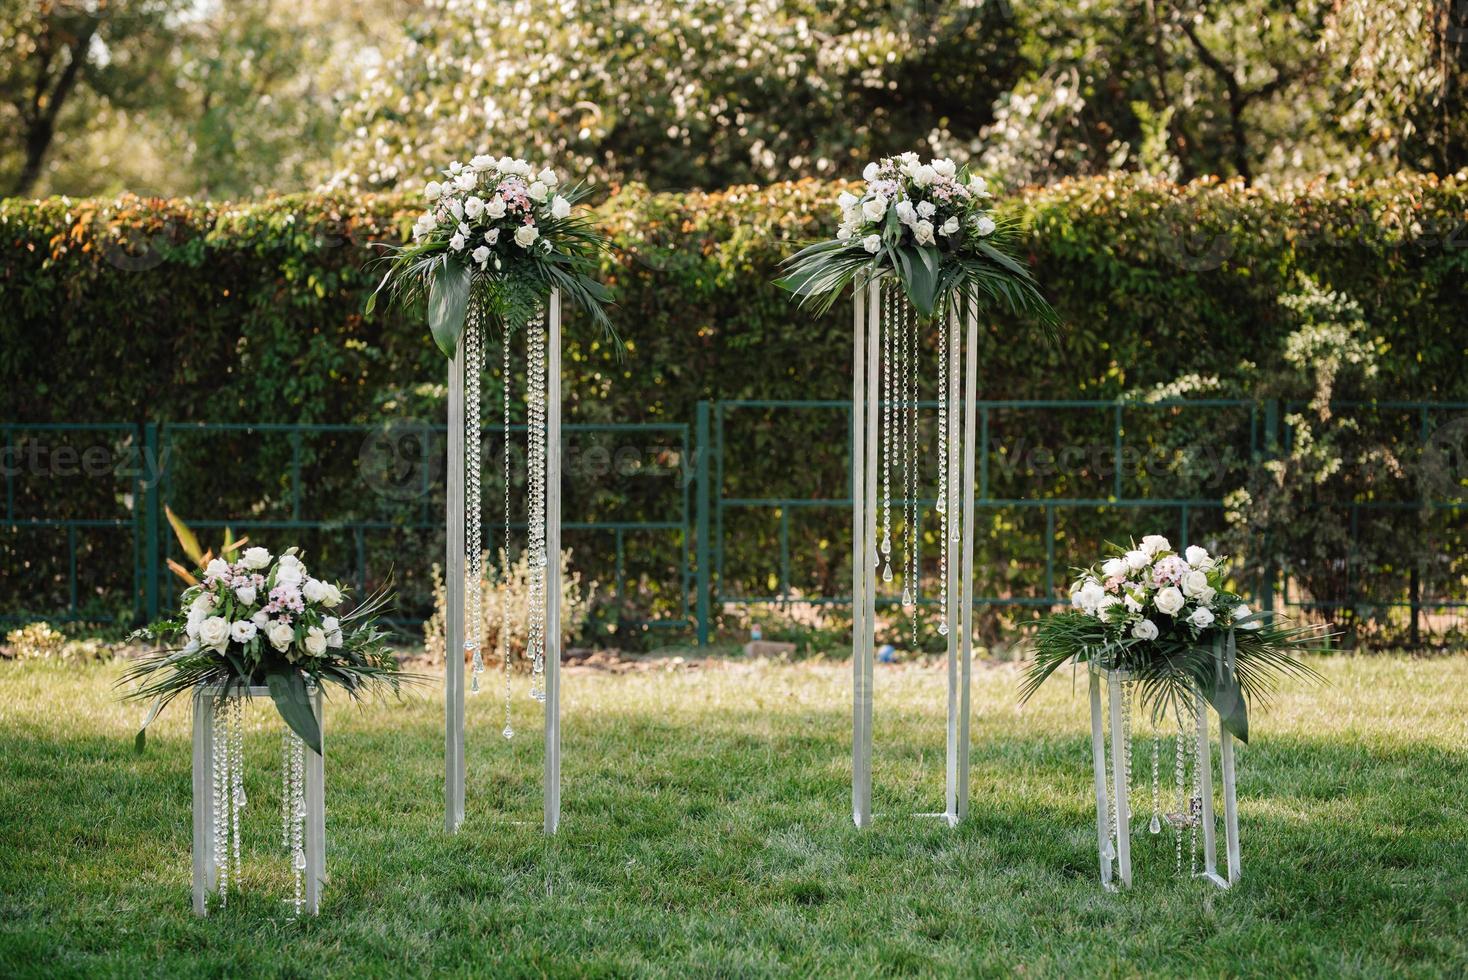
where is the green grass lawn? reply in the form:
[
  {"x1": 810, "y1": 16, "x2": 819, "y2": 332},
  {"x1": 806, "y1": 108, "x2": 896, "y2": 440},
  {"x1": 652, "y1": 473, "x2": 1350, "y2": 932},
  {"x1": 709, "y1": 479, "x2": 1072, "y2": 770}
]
[{"x1": 2, "y1": 652, "x2": 1467, "y2": 977}]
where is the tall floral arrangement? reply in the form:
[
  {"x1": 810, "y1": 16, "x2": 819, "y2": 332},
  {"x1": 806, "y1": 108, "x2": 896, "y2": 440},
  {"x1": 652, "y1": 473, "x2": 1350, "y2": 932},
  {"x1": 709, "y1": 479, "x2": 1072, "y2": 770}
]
[
  {"x1": 777, "y1": 153, "x2": 1054, "y2": 322},
  {"x1": 366, "y1": 154, "x2": 613, "y2": 356},
  {"x1": 1021, "y1": 535, "x2": 1325, "y2": 741}
]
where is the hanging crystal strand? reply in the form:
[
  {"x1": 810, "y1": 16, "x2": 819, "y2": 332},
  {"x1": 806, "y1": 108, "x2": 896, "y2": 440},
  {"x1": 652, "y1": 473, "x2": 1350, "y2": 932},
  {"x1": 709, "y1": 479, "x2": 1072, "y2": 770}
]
[
  {"x1": 896, "y1": 287, "x2": 909, "y2": 611},
  {"x1": 1190, "y1": 706, "x2": 1203, "y2": 876},
  {"x1": 879, "y1": 281, "x2": 893, "y2": 584},
  {"x1": 279, "y1": 726, "x2": 290, "y2": 853},
  {"x1": 1101, "y1": 686, "x2": 1117, "y2": 866},
  {"x1": 229, "y1": 695, "x2": 244, "y2": 891},
  {"x1": 290, "y1": 730, "x2": 305, "y2": 918},
  {"x1": 1121, "y1": 679, "x2": 1134, "y2": 829},
  {"x1": 211, "y1": 695, "x2": 228, "y2": 907},
  {"x1": 1175, "y1": 712, "x2": 1187, "y2": 877},
  {"x1": 935, "y1": 298, "x2": 949, "y2": 636},
  {"x1": 1150, "y1": 714, "x2": 1163, "y2": 834},
  {"x1": 501, "y1": 322, "x2": 515, "y2": 740},
  {"x1": 528, "y1": 305, "x2": 548, "y2": 703},
  {"x1": 903, "y1": 298, "x2": 919, "y2": 633},
  {"x1": 466, "y1": 306, "x2": 485, "y2": 694}
]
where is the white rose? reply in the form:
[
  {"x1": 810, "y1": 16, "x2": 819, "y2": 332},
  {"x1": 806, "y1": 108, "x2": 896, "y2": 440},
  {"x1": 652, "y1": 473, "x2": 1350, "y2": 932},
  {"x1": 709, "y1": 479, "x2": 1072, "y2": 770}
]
[
  {"x1": 322, "y1": 617, "x2": 344, "y2": 648},
  {"x1": 861, "y1": 234, "x2": 882, "y2": 254},
  {"x1": 424, "y1": 180, "x2": 443, "y2": 201},
  {"x1": 1123, "y1": 593, "x2": 1143, "y2": 613},
  {"x1": 230, "y1": 620, "x2": 257, "y2": 644},
  {"x1": 913, "y1": 220, "x2": 935, "y2": 245},
  {"x1": 274, "y1": 563, "x2": 303, "y2": 589},
  {"x1": 448, "y1": 198, "x2": 464, "y2": 221},
  {"x1": 1234, "y1": 604, "x2": 1262, "y2": 630},
  {"x1": 1188, "y1": 607, "x2": 1216, "y2": 629},
  {"x1": 234, "y1": 584, "x2": 257, "y2": 607},
  {"x1": 266, "y1": 620, "x2": 294, "y2": 652},
  {"x1": 975, "y1": 215, "x2": 996, "y2": 236},
  {"x1": 940, "y1": 216, "x2": 960, "y2": 236},
  {"x1": 484, "y1": 196, "x2": 507, "y2": 219},
  {"x1": 916, "y1": 200, "x2": 936, "y2": 219},
  {"x1": 514, "y1": 224, "x2": 539, "y2": 248},
  {"x1": 1101, "y1": 557, "x2": 1129, "y2": 579},
  {"x1": 454, "y1": 172, "x2": 477, "y2": 192},
  {"x1": 1197, "y1": 585, "x2": 1217, "y2": 604},
  {"x1": 1181, "y1": 570, "x2": 1210, "y2": 597},
  {"x1": 527, "y1": 180, "x2": 549, "y2": 202},
  {"x1": 320, "y1": 583, "x2": 342, "y2": 608},
  {"x1": 496, "y1": 156, "x2": 516, "y2": 172},
  {"x1": 447, "y1": 161, "x2": 462, "y2": 174},
  {"x1": 1185, "y1": 545, "x2": 1212, "y2": 567},
  {"x1": 185, "y1": 612, "x2": 203, "y2": 638},
  {"x1": 932, "y1": 158, "x2": 957, "y2": 178},
  {"x1": 240, "y1": 547, "x2": 271, "y2": 570},
  {"x1": 968, "y1": 175, "x2": 990, "y2": 196},
  {"x1": 304, "y1": 627, "x2": 328, "y2": 657},
  {"x1": 189, "y1": 592, "x2": 216, "y2": 618},
  {"x1": 250, "y1": 610, "x2": 269, "y2": 629},
  {"x1": 484, "y1": 228, "x2": 500, "y2": 245},
  {"x1": 550, "y1": 195, "x2": 571, "y2": 219},
  {"x1": 197, "y1": 615, "x2": 230, "y2": 651},
  {"x1": 1155, "y1": 587, "x2": 1185, "y2": 616},
  {"x1": 537, "y1": 167, "x2": 558, "y2": 186},
  {"x1": 836, "y1": 222, "x2": 855, "y2": 241},
  {"x1": 470, "y1": 154, "x2": 495, "y2": 171},
  {"x1": 303, "y1": 577, "x2": 330, "y2": 603},
  {"x1": 837, "y1": 191, "x2": 858, "y2": 211},
  {"x1": 861, "y1": 195, "x2": 887, "y2": 222},
  {"x1": 894, "y1": 200, "x2": 917, "y2": 225},
  {"x1": 1131, "y1": 619, "x2": 1159, "y2": 641},
  {"x1": 205, "y1": 558, "x2": 231, "y2": 580},
  {"x1": 1124, "y1": 549, "x2": 1150, "y2": 571},
  {"x1": 472, "y1": 245, "x2": 491, "y2": 266},
  {"x1": 1078, "y1": 580, "x2": 1106, "y2": 614},
  {"x1": 449, "y1": 232, "x2": 466, "y2": 251},
  {"x1": 912, "y1": 164, "x2": 937, "y2": 186},
  {"x1": 1140, "y1": 534, "x2": 1171, "y2": 556},
  {"x1": 463, "y1": 196, "x2": 484, "y2": 219},
  {"x1": 862, "y1": 161, "x2": 879, "y2": 182}
]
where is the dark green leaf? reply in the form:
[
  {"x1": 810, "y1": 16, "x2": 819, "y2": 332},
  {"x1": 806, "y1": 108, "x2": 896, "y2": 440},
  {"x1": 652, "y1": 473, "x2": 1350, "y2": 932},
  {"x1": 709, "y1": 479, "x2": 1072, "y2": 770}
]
[
  {"x1": 427, "y1": 258, "x2": 472, "y2": 357},
  {"x1": 267, "y1": 671, "x2": 321, "y2": 754}
]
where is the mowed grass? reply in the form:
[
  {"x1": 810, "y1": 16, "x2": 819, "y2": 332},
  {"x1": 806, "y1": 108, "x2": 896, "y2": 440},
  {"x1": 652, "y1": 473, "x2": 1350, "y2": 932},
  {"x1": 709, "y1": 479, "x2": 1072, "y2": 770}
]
[{"x1": 2, "y1": 652, "x2": 1467, "y2": 978}]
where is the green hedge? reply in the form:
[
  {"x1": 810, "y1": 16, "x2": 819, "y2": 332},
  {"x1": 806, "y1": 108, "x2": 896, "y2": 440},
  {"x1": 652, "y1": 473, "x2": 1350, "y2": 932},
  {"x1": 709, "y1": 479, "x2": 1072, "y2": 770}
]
[{"x1": 2, "y1": 175, "x2": 1465, "y2": 643}]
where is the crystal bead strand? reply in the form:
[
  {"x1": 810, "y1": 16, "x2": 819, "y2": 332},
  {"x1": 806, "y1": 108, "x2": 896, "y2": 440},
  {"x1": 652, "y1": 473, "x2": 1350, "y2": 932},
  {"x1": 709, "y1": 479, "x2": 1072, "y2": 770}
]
[
  {"x1": 897, "y1": 287, "x2": 909, "y2": 611},
  {"x1": 1121, "y1": 679, "x2": 1134, "y2": 829},
  {"x1": 1101, "y1": 687, "x2": 1117, "y2": 867},
  {"x1": 898, "y1": 299, "x2": 910, "y2": 630},
  {"x1": 935, "y1": 299, "x2": 949, "y2": 636},
  {"x1": 1174, "y1": 714, "x2": 1186, "y2": 877},
  {"x1": 501, "y1": 322, "x2": 515, "y2": 740},
  {"x1": 1150, "y1": 717, "x2": 1163, "y2": 834},
  {"x1": 279, "y1": 726, "x2": 290, "y2": 854},
  {"x1": 290, "y1": 730, "x2": 305, "y2": 918},
  {"x1": 874, "y1": 278, "x2": 886, "y2": 580},
  {"x1": 212, "y1": 697, "x2": 228, "y2": 907},
  {"x1": 528, "y1": 306, "x2": 548, "y2": 702},
  {"x1": 466, "y1": 306, "x2": 485, "y2": 694},
  {"x1": 1190, "y1": 714, "x2": 1202, "y2": 876},
  {"x1": 230, "y1": 695, "x2": 245, "y2": 890}
]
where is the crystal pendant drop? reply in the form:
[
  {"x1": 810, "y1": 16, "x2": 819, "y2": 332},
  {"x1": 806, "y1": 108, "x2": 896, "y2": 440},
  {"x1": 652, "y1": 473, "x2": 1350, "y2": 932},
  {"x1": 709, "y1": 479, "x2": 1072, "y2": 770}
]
[
  {"x1": 293, "y1": 848, "x2": 306, "y2": 871},
  {"x1": 502, "y1": 723, "x2": 515, "y2": 740},
  {"x1": 1150, "y1": 814, "x2": 1162, "y2": 834},
  {"x1": 937, "y1": 622, "x2": 949, "y2": 636},
  {"x1": 935, "y1": 496, "x2": 946, "y2": 515},
  {"x1": 881, "y1": 563, "x2": 893, "y2": 583}
]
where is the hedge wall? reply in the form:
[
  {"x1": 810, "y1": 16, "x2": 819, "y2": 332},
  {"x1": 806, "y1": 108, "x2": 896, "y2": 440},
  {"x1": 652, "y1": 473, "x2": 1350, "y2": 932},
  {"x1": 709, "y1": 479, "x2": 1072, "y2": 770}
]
[{"x1": 2, "y1": 174, "x2": 1465, "y2": 644}]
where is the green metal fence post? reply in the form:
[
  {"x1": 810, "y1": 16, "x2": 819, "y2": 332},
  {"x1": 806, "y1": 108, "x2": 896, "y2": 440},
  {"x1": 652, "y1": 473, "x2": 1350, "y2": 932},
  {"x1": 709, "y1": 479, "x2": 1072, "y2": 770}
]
[
  {"x1": 143, "y1": 422, "x2": 161, "y2": 621},
  {"x1": 695, "y1": 401, "x2": 711, "y2": 647}
]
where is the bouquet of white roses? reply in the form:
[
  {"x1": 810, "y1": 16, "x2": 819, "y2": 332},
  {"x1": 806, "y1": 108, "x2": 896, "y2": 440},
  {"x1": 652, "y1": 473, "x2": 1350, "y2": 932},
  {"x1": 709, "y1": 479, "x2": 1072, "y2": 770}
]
[
  {"x1": 123, "y1": 546, "x2": 406, "y2": 752},
  {"x1": 366, "y1": 153, "x2": 612, "y2": 356},
  {"x1": 1022, "y1": 535, "x2": 1324, "y2": 741},
  {"x1": 777, "y1": 153, "x2": 1054, "y2": 322}
]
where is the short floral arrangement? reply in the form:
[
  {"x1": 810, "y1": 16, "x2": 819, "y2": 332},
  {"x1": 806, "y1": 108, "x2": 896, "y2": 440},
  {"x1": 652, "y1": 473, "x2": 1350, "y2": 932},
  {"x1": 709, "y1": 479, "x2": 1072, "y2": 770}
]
[
  {"x1": 124, "y1": 546, "x2": 406, "y2": 753},
  {"x1": 1021, "y1": 535, "x2": 1323, "y2": 741},
  {"x1": 778, "y1": 153, "x2": 1054, "y2": 322},
  {"x1": 366, "y1": 153, "x2": 612, "y2": 356}
]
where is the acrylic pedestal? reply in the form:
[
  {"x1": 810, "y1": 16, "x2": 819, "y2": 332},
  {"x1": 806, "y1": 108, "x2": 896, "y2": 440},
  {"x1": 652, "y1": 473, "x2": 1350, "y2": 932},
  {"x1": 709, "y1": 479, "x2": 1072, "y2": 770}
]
[
  {"x1": 1089, "y1": 666, "x2": 1240, "y2": 891},
  {"x1": 190, "y1": 684, "x2": 325, "y2": 915}
]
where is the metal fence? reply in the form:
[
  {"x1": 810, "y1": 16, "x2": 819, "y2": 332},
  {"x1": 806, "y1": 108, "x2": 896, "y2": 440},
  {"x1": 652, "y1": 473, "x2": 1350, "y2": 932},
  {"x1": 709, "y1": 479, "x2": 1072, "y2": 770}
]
[{"x1": 4, "y1": 400, "x2": 1465, "y2": 646}]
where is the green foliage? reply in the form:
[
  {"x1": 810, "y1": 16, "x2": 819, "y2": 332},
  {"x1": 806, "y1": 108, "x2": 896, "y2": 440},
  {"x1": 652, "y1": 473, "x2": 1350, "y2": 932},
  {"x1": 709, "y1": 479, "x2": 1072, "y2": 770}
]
[{"x1": 1, "y1": 175, "x2": 1465, "y2": 641}]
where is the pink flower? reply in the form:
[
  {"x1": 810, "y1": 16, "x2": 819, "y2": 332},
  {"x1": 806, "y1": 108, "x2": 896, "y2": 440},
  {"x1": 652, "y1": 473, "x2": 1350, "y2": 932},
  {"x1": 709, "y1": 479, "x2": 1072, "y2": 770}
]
[{"x1": 1152, "y1": 556, "x2": 1188, "y2": 586}]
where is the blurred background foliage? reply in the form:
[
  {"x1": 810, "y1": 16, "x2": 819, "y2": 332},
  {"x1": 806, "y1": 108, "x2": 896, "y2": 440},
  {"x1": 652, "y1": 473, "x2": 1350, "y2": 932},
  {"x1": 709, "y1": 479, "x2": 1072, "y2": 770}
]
[
  {"x1": 2, "y1": 175, "x2": 1463, "y2": 646},
  {"x1": 3, "y1": 0, "x2": 1465, "y2": 200}
]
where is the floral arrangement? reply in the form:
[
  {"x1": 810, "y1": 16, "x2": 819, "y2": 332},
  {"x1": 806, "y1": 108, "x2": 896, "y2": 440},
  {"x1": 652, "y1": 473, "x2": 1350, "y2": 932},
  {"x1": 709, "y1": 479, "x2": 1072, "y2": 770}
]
[
  {"x1": 777, "y1": 153, "x2": 1054, "y2": 322},
  {"x1": 123, "y1": 546, "x2": 407, "y2": 752},
  {"x1": 1021, "y1": 535, "x2": 1324, "y2": 741},
  {"x1": 366, "y1": 153, "x2": 613, "y2": 355}
]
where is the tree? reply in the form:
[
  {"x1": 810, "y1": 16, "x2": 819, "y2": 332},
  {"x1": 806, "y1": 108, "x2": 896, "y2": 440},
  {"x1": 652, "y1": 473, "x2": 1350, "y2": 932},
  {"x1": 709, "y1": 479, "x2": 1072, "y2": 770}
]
[{"x1": 328, "y1": 0, "x2": 1021, "y2": 192}]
